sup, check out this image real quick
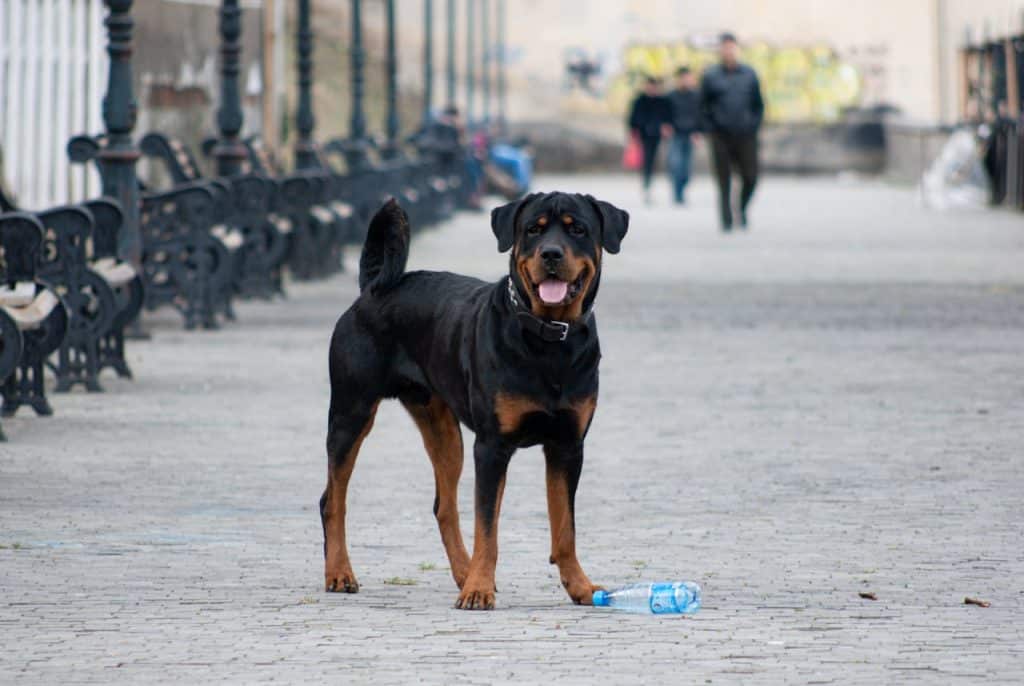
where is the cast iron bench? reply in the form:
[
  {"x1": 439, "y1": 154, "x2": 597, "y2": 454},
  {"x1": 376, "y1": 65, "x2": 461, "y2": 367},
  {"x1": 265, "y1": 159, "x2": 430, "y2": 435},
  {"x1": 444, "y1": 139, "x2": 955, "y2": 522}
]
[
  {"x1": 243, "y1": 136, "x2": 353, "y2": 280},
  {"x1": 146, "y1": 132, "x2": 319, "y2": 298},
  {"x1": 69, "y1": 134, "x2": 227, "y2": 330},
  {"x1": 0, "y1": 185, "x2": 142, "y2": 391},
  {"x1": 0, "y1": 212, "x2": 69, "y2": 423}
]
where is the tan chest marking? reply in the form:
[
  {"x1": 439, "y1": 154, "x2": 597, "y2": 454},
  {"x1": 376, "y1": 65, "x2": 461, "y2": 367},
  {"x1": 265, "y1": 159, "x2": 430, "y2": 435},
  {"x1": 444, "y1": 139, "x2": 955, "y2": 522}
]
[
  {"x1": 494, "y1": 392, "x2": 545, "y2": 434},
  {"x1": 494, "y1": 392, "x2": 597, "y2": 438}
]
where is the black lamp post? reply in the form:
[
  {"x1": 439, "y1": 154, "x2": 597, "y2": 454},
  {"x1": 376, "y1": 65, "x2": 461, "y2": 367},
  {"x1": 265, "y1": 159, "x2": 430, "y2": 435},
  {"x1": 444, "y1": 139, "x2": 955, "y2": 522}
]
[
  {"x1": 422, "y1": 0, "x2": 434, "y2": 127},
  {"x1": 382, "y1": 0, "x2": 400, "y2": 158},
  {"x1": 294, "y1": 0, "x2": 318, "y2": 170},
  {"x1": 98, "y1": 0, "x2": 141, "y2": 268},
  {"x1": 480, "y1": 0, "x2": 490, "y2": 124},
  {"x1": 213, "y1": 0, "x2": 247, "y2": 177},
  {"x1": 343, "y1": 0, "x2": 371, "y2": 170},
  {"x1": 446, "y1": 0, "x2": 456, "y2": 109},
  {"x1": 465, "y1": 0, "x2": 474, "y2": 124}
]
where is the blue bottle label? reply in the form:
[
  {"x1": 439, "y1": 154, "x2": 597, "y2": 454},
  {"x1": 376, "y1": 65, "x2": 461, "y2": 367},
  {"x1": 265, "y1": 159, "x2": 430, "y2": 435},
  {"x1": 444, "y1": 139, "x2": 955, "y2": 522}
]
[{"x1": 648, "y1": 583, "x2": 682, "y2": 614}]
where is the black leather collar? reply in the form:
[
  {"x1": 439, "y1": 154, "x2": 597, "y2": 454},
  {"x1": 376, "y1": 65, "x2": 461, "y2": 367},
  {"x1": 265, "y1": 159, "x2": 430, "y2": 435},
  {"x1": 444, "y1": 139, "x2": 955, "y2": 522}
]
[{"x1": 507, "y1": 277, "x2": 590, "y2": 343}]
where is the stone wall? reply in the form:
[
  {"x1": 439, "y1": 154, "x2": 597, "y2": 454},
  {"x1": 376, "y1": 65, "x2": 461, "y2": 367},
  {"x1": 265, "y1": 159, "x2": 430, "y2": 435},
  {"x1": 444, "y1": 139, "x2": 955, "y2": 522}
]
[
  {"x1": 133, "y1": 2, "x2": 264, "y2": 184},
  {"x1": 515, "y1": 116, "x2": 887, "y2": 176},
  {"x1": 884, "y1": 123, "x2": 956, "y2": 184}
]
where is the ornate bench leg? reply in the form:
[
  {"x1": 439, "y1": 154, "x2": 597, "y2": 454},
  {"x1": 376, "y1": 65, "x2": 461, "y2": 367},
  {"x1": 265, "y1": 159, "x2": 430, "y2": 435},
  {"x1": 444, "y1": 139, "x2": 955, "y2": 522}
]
[
  {"x1": 25, "y1": 355, "x2": 55, "y2": 416},
  {"x1": 98, "y1": 275, "x2": 142, "y2": 379},
  {"x1": 3, "y1": 358, "x2": 53, "y2": 417},
  {"x1": 175, "y1": 249, "x2": 210, "y2": 331},
  {"x1": 52, "y1": 341, "x2": 104, "y2": 393},
  {"x1": 99, "y1": 329, "x2": 133, "y2": 379},
  {"x1": 4, "y1": 304, "x2": 67, "y2": 417},
  {"x1": 51, "y1": 268, "x2": 119, "y2": 392},
  {"x1": 0, "y1": 311, "x2": 22, "y2": 429},
  {"x1": 197, "y1": 242, "x2": 223, "y2": 330}
]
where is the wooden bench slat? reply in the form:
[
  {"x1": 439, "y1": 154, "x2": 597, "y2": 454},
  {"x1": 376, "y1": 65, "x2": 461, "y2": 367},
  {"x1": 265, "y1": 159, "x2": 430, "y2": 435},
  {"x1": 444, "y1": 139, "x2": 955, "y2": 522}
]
[
  {"x1": 210, "y1": 224, "x2": 244, "y2": 251},
  {"x1": 310, "y1": 206, "x2": 334, "y2": 225},
  {"x1": 92, "y1": 258, "x2": 137, "y2": 289},
  {"x1": 270, "y1": 214, "x2": 293, "y2": 234},
  {"x1": 329, "y1": 202, "x2": 354, "y2": 219},
  {"x1": 0, "y1": 282, "x2": 36, "y2": 308},
  {"x1": 0, "y1": 290, "x2": 59, "y2": 331}
]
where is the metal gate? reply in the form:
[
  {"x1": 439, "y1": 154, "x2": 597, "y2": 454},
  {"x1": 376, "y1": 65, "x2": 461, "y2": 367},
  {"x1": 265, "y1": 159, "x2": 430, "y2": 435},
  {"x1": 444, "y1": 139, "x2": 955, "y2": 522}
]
[{"x1": 0, "y1": 0, "x2": 107, "y2": 210}]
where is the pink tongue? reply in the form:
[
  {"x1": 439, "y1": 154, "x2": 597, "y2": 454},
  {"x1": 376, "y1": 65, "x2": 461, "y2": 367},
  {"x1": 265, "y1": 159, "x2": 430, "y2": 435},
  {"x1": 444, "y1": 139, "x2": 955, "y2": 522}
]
[{"x1": 538, "y1": 279, "x2": 568, "y2": 304}]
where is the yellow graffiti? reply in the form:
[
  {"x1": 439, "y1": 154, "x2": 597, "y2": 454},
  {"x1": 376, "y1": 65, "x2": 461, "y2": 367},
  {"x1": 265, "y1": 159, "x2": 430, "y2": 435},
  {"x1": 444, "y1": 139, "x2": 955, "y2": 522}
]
[{"x1": 610, "y1": 41, "x2": 862, "y2": 123}]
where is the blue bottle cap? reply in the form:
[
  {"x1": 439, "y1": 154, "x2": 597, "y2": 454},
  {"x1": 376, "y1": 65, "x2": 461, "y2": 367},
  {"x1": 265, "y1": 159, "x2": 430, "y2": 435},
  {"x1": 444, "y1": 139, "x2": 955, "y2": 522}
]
[{"x1": 592, "y1": 590, "x2": 609, "y2": 606}]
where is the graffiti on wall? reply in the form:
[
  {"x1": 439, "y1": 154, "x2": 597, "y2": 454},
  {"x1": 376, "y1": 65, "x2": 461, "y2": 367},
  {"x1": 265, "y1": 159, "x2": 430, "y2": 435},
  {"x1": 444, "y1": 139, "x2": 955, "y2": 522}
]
[{"x1": 593, "y1": 42, "x2": 871, "y2": 124}]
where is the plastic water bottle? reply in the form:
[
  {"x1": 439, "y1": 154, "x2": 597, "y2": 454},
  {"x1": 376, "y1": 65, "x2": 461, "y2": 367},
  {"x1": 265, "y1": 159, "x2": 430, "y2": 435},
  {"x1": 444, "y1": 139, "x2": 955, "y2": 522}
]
[{"x1": 591, "y1": 582, "x2": 702, "y2": 614}]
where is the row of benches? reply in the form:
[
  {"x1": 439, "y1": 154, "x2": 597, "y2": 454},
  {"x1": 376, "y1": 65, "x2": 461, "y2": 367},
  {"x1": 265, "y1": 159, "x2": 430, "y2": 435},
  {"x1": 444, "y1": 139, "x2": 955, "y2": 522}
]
[
  {"x1": 0, "y1": 198, "x2": 141, "y2": 438},
  {"x1": 0, "y1": 126, "x2": 466, "y2": 441}
]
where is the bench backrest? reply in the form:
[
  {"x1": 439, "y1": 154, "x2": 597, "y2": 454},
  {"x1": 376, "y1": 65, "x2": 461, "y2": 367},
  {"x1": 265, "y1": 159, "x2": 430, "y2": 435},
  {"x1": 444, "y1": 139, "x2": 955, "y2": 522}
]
[
  {"x1": 243, "y1": 137, "x2": 283, "y2": 177},
  {"x1": 139, "y1": 184, "x2": 218, "y2": 245},
  {"x1": 0, "y1": 213, "x2": 44, "y2": 287},
  {"x1": 83, "y1": 199, "x2": 124, "y2": 261},
  {"x1": 35, "y1": 206, "x2": 94, "y2": 284},
  {"x1": 140, "y1": 133, "x2": 204, "y2": 184}
]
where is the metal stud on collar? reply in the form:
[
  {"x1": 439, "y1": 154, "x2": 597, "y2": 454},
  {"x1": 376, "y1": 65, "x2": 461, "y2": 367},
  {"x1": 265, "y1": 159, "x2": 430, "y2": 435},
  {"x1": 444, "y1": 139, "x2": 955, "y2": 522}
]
[{"x1": 507, "y1": 276, "x2": 520, "y2": 308}]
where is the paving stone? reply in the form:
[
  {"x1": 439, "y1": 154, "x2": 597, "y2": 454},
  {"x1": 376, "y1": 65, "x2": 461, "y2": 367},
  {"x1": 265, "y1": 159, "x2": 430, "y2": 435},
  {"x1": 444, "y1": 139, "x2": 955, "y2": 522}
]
[{"x1": 1, "y1": 175, "x2": 1022, "y2": 684}]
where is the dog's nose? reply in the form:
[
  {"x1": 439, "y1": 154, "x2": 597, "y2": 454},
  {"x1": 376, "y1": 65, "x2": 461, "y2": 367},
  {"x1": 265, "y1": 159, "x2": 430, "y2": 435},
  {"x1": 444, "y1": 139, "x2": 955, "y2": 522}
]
[{"x1": 540, "y1": 246, "x2": 564, "y2": 265}]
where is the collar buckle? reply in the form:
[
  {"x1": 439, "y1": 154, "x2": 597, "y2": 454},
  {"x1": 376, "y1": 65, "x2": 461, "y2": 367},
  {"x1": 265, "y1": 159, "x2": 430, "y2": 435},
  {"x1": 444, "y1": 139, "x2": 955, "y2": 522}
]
[{"x1": 509, "y1": 277, "x2": 576, "y2": 343}]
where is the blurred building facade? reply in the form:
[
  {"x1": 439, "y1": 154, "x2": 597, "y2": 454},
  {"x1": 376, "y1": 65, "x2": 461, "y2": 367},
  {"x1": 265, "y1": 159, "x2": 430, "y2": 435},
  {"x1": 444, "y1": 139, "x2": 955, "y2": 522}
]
[
  {"x1": 5, "y1": 0, "x2": 1024, "y2": 207},
  {"x1": 488, "y1": 0, "x2": 1024, "y2": 136}
]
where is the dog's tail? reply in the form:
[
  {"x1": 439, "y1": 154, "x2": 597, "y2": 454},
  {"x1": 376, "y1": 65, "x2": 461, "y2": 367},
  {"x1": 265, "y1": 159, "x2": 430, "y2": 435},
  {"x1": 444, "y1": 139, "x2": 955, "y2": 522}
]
[{"x1": 358, "y1": 198, "x2": 410, "y2": 295}]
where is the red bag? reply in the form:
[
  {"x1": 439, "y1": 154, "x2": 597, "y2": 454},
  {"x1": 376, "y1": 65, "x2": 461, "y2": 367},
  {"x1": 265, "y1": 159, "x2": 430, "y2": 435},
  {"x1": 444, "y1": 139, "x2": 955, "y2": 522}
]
[{"x1": 622, "y1": 133, "x2": 642, "y2": 171}]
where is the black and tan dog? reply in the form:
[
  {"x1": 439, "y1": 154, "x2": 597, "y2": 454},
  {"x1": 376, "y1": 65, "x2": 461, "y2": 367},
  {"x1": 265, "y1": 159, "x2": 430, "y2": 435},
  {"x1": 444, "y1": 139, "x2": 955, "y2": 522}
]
[{"x1": 320, "y1": 192, "x2": 628, "y2": 609}]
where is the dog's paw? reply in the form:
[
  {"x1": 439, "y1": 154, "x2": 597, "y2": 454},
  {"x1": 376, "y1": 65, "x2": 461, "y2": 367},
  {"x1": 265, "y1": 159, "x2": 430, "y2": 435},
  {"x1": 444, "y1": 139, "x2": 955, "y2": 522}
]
[
  {"x1": 563, "y1": 579, "x2": 604, "y2": 606},
  {"x1": 451, "y1": 564, "x2": 470, "y2": 590},
  {"x1": 325, "y1": 570, "x2": 360, "y2": 593},
  {"x1": 454, "y1": 584, "x2": 496, "y2": 610}
]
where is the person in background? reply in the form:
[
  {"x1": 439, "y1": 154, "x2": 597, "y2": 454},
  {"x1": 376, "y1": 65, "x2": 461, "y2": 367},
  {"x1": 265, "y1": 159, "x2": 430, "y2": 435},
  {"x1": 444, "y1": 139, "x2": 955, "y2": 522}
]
[
  {"x1": 628, "y1": 76, "x2": 673, "y2": 205},
  {"x1": 666, "y1": 66, "x2": 701, "y2": 205},
  {"x1": 700, "y1": 32, "x2": 764, "y2": 231},
  {"x1": 433, "y1": 106, "x2": 484, "y2": 210},
  {"x1": 422, "y1": 106, "x2": 483, "y2": 210}
]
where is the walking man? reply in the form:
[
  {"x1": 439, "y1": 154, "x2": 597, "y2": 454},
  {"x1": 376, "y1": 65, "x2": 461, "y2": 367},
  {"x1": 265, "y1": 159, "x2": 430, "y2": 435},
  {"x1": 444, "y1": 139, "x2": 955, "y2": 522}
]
[
  {"x1": 667, "y1": 66, "x2": 700, "y2": 205},
  {"x1": 628, "y1": 76, "x2": 673, "y2": 205},
  {"x1": 700, "y1": 33, "x2": 764, "y2": 231}
]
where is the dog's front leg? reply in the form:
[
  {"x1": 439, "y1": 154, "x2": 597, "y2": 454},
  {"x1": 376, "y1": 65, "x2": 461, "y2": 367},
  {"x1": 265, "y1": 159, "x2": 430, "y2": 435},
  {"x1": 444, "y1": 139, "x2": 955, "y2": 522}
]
[
  {"x1": 455, "y1": 438, "x2": 513, "y2": 610},
  {"x1": 545, "y1": 441, "x2": 603, "y2": 605}
]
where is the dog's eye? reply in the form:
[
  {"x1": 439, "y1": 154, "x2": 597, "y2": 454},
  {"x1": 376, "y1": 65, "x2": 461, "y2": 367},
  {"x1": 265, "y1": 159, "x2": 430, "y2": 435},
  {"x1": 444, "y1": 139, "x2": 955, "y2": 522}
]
[
  {"x1": 526, "y1": 225, "x2": 542, "y2": 236},
  {"x1": 568, "y1": 224, "x2": 586, "y2": 236}
]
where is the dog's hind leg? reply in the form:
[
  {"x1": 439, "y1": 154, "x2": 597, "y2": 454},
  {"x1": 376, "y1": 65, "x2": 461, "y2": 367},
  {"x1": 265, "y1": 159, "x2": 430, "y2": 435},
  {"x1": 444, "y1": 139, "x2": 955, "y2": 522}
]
[
  {"x1": 321, "y1": 397, "x2": 380, "y2": 593},
  {"x1": 402, "y1": 395, "x2": 471, "y2": 589}
]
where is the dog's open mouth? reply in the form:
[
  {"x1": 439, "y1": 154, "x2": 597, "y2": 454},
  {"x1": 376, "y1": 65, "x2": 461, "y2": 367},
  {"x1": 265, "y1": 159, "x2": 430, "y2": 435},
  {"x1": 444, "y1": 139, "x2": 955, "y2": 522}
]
[{"x1": 535, "y1": 269, "x2": 587, "y2": 306}]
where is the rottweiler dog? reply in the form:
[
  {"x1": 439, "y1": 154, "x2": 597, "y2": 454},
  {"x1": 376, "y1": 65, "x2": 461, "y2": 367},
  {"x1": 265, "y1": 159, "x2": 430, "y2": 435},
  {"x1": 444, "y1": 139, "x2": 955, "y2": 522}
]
[{"x1": 320, "y1": 191, "x2": 629, "y2": 609}]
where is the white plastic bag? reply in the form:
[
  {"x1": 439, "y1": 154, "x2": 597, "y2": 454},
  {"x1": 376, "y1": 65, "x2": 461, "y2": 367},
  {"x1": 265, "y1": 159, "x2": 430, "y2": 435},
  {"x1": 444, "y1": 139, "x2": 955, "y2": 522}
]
[{"x1": 921, "y1": 128, "x2": 989, "y2": 210}]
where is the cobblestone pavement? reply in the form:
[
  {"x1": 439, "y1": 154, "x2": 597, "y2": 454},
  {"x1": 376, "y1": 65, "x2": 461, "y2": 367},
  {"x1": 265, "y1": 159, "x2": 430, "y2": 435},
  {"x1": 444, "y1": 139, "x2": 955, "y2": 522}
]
[{"x1": 2, "y1": 175, "x2": 1023, "y2": 684}]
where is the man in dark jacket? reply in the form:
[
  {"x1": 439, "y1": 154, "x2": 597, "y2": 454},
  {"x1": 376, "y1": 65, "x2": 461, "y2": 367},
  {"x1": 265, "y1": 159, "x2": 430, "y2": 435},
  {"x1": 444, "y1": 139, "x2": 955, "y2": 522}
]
[
  {"x1": 700, "y1": 33, "x2": 765, "y2": 230},
  {"x1": 628, "y1": 76, "x2": 673, "y2": 204},
  {"x1": 667, "y1": 66, "x2": 700, "y2": 205}
]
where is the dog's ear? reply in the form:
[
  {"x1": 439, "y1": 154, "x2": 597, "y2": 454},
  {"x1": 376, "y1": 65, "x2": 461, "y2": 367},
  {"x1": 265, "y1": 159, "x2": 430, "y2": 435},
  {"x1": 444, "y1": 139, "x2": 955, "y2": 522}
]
[
  {"x1": 586, "y1": 195, "x2": 629, "y2": 254},
  {"x1": 490, "y1": 193, "x2": 540, "y2": 253}
]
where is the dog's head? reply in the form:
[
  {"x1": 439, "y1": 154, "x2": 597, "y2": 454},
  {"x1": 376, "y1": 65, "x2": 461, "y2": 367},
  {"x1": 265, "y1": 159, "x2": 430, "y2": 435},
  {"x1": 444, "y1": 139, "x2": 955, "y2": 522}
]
[{"x1": 491, "y1": 192, "x2": 629, "y2": 322}]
